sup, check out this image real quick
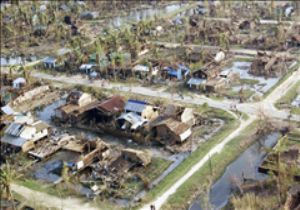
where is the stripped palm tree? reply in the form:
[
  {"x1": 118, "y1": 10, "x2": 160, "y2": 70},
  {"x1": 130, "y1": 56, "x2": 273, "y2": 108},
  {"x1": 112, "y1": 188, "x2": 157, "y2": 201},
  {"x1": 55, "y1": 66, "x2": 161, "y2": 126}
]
[{"x1": 0, "y1": 162, "x2": 16, "y2": 201}]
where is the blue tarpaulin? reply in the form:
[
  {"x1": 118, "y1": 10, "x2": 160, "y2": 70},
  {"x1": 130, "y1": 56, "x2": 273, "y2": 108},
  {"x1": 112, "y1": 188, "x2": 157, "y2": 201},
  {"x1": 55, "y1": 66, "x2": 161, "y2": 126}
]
[{"x1": 165, "y1": 64, "x2": 190, "y2": 80}]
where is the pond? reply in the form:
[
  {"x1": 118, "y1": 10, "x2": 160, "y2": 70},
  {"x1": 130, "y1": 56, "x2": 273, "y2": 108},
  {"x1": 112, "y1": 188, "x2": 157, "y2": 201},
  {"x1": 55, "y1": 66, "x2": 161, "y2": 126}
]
[{"x1": 190, "y1": 132, "x2": 279, "y2": 210}]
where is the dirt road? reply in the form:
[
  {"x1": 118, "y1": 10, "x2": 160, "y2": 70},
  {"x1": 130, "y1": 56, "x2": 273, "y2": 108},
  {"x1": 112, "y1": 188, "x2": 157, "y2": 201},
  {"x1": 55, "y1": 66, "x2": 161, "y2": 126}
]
[{"x1": 11, "y1": 184, "x2": 98, "y2": 210}]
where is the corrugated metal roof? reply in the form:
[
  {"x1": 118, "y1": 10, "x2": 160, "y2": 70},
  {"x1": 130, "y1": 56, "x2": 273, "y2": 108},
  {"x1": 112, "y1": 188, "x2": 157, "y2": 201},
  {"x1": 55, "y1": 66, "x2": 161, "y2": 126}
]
[
  {"x1": 1, "y1": 105, "x2": 15, "y2": 115},
  {"x1": 125, "y1": 99, "x2": 147, "y2": 114},
  {"x1": 97, "y1": 96, "x2": 125, "y2": 114},
  {"x1": 43, "y1": 57, "x2": 56, "y2": 63},
  {"x1": 118, "y1": 112, "x2": 148, "y2": 130},
  {"x1": 1, "y1": 135, "x2": 27, "y2": 147},
  {"x1": 5, "y1": 123, "x2": 24, "y2": 136},
  {"x1": 154, "y1": 118, "x2": 190, "y2": 136}
]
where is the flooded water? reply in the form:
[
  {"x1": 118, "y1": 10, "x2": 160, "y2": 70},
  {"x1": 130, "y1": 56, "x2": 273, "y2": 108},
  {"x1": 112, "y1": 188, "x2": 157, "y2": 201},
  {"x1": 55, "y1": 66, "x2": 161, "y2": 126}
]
[
  {"x1": 0, "y1": 56, "x2": 38, "y2": 66},
  {"x1": 190, "y1": 133, "x2": 279, "y2": 210},
  {"x1": 227, "y1": 61, "x2": 279, "y2": 95},
  {"x1": 109, "y1": 3, "x2": 194, "y2": 28}
]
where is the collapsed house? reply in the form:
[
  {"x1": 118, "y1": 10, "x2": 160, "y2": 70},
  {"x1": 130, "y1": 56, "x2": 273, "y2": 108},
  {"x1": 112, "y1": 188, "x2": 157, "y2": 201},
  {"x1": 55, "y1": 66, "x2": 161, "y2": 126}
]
[
  {"x1": 28, "y1": 134, "x2": 75, "y2": 159},
  {"x1": 250, "y1": 51, "x2": 291, "y2": 77},
  {"x1": 34, "y1": 137, "x2": 109, "y2": 183},
  {"x1": 7, "y1": 85, "x2": 61, "y2": 112},
  {"x1": 11, "y1": 85, "x2": 50, "y2": 106},
  {"x1": 62, "y1": 138, "x2": 109, "y2": 171},
  {"x1": 1, "y1": 119, "x2": 49, "y2": 152},
  {"x1": 79, "y1": 148, "x2": 151, "y2": 193}
]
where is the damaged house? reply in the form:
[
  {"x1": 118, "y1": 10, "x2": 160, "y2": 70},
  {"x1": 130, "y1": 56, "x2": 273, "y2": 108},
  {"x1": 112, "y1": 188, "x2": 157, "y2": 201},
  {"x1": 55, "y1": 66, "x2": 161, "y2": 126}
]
[
  {"x1": 150, "y1": 117, "x2": 192, "y2": 144},
  {"x1": 54, "y1": 91, "x2": 98, "y2": 122},
  {"x1": 11, "y1": 85, "x2": 50, "y2": 106},
  {"x1": 124, "y1": 99, "x2": 159, "y2": 121},
  {"x1": 62, "y1": 138, "x2": 109, "y2": 171},
  {"x1": 1, "y1": 120, "x2": 49, "y2": 152},
  {"x1": 162, "y1": 104, "x2": 196, "y2": 127},
  {"x1": 250, "y1": 51, "x2": 291, "y2": 77},
  {"x1": 187, "y1": 51, "x2": 234, "y2": 92},
  {"x1": 34, "y1": 137, "x2": 109, "y2": 184},
  {"x1": 116, "y1": 99, "x2": 159, "y2": 132},
  {"x1": 79, "y1": 148, "x2": 151, "y2": 193},
  {"x1": 84, "y1": 95, "x2": 125, "y2": 124},
  {"x1": 8, "y1": 85, "x2": 61, "y2": 113}
]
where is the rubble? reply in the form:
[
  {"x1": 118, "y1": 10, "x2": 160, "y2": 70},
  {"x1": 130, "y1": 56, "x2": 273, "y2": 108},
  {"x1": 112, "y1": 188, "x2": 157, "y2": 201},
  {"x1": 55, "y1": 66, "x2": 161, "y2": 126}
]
[
  {"x1": 79, "y1": 147, "x2": 151, "y2": 195},
  {"x1": 250, "y1": 51, "x2": 293, "y2": 77},
  {"x1": 6, "y1": 85, "x2": 61, "y2": 113},
  {"x1": 284, "y1": 184, "x2": 300, "y2": 210}
]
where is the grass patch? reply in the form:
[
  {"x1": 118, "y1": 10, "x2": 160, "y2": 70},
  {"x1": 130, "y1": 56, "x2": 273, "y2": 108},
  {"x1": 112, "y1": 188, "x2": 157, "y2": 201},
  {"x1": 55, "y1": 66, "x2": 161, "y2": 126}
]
[
  {"x1": 11, "y1": 191, "x2": 59, "y2": 210},
  {"x1": 275, "y1": 81, "x2": 300, "y2": 111},
  {"x1": 224, "y1": 89, "x2": 255, "y2": 100},
  {"x1": 264, "y1": 61, "x2": 300, "y2": 98},
  {"x1": 16, "y1": 179, "x2": 77, "y2": 198},
  {"x1": 235, "y1": 57, "x2": 254, "y2": 62},
  {"x1": 162, "y1": 120, "x2": 260, "y2": 210},
  {"x1": 239, "y1": 78, "x2": 260, "y2": 85},
  {"x1": 119, "y1": 158, "x2": 172, "y2": 199}
]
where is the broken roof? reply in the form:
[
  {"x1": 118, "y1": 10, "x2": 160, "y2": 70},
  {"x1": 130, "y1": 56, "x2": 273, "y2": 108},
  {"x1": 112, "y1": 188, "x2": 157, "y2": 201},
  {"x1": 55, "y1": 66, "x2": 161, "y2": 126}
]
[
  {"x1": 122, "y1": 148, "x2": 151, "y2": 166},
  {"x1": 97, "y1": 95, "x2": 125, "y2": 114},
  {"x1": 66, "y1": 90, "x2": 82, "y2": 102},
  {"x1": 118, "y1": 112, "x2": 148, "y2": 130},
  {"x1": 153, "y1": 118, "x2": 191, "y2": 136},
  {"x1": 31, "y1": 121, "x2": 49, "y2": 132}
]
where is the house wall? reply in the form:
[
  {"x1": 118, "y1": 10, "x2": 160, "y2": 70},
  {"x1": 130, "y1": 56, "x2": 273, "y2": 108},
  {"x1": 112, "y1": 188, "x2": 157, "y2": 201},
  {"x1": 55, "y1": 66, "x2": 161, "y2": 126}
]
[
  {"x1": 21, "y1": 140, "x2": 35, "y2": 152},
  {"x1": 156, "y1": 125, "x2": 179, "y2": 143},
  {"x1": 20, "y1": 127, "x2": 36, "y2": 139},
  {"x1": 31, "y1": 129, "x2": 48, "y2": 142},
  {"x1": 20, "y1": 127, "x2": 48, "y2": 142},
  {"x1": 179, "y1": 128, "x2": 192, "y2": 142},
  {"x1": 78, "y1": 94, "x2": 92, "y2": 107}
]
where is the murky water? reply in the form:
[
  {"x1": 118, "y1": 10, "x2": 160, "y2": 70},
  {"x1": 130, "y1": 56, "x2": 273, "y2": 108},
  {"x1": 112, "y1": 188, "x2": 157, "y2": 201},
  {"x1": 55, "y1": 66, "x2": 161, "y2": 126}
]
[
  {"x1": 190, "y1": 133, "x2": 279, "y2": 210},
  {"x1": 0, "y1": 56, "x2": 38, "y2": 66},
  {"x1": 109, "y1": 3, "x2": 194, "y2": 28},
  {"x1": 226, "y1": 61, "x2": 279, "y2": 95}
]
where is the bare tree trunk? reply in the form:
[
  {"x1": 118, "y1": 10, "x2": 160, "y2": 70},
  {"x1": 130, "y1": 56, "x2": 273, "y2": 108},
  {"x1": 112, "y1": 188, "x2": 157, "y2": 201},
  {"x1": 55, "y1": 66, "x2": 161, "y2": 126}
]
[{"x1": 296, "y1": 1, "x2": 300, "y2": 20}]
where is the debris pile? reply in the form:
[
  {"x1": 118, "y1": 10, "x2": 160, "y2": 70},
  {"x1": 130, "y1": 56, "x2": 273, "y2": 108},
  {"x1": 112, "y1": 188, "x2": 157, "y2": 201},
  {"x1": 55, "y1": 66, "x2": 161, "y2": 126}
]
[{"x1": 250, "y1": 52, "x2": 290, "y2": 77}]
